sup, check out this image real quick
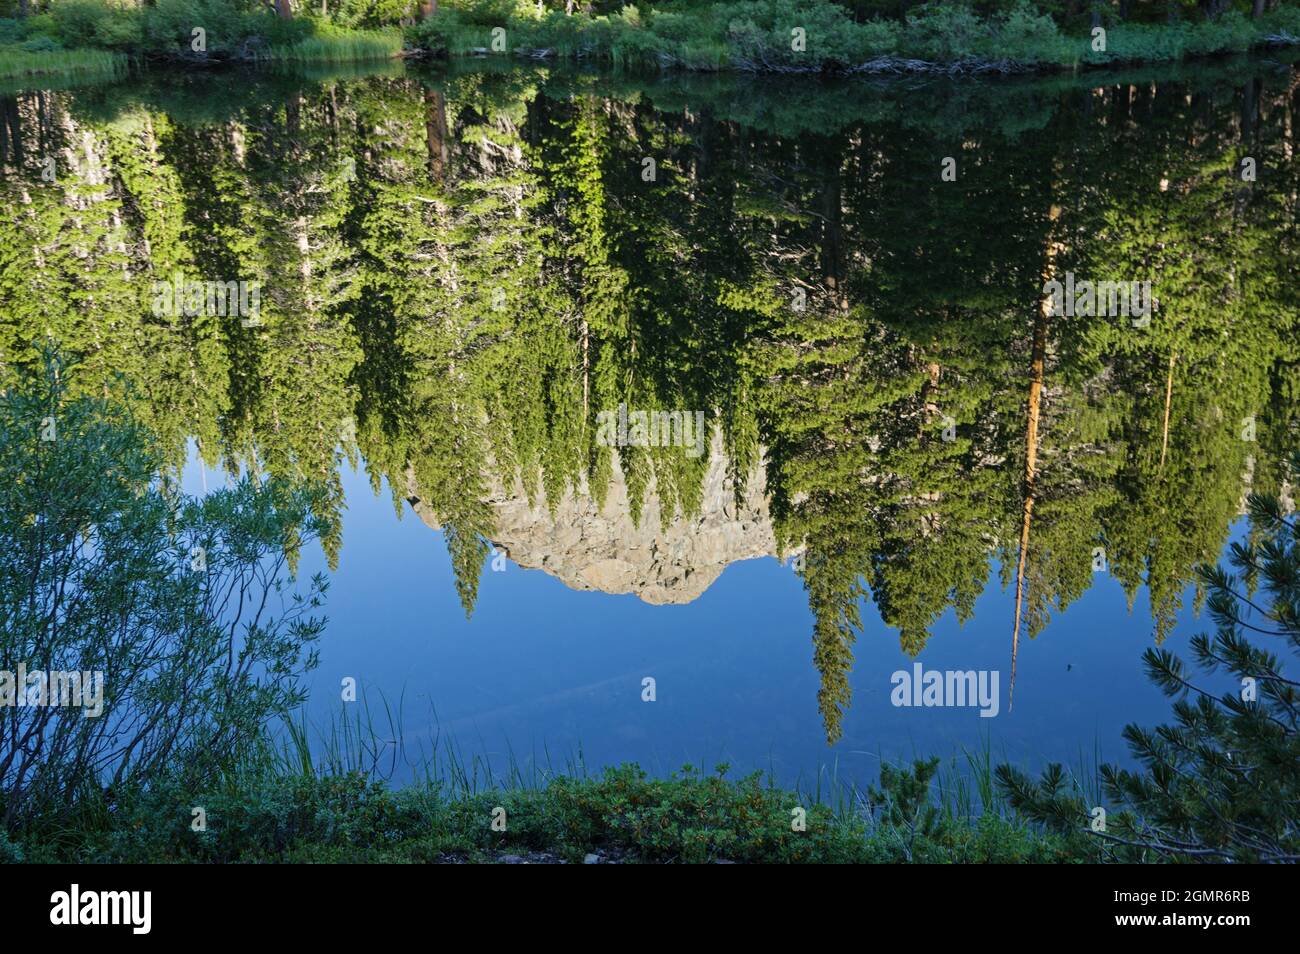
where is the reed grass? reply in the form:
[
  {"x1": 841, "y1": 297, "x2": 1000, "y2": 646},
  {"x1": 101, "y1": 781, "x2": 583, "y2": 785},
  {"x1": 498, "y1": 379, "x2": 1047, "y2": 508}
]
[
  {"x1": 275, "y1": 690, "x2": 1100, "y2": 829},
  {"x1": 275, "y1": 690, "x2": 595, "y2": 797},
  {"x1": 0, "y1": 47, "x2": 126, "y2": 82},
  {"x1": 4, "y1": 689, "x2": 1096, "y2": 863},
  {"x1": 262, "y1": 30, "x2": 403, "y2": 65}
]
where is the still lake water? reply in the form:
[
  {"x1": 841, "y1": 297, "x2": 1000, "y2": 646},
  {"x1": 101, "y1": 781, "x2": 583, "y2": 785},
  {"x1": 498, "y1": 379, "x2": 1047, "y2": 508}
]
[{"x1": 3, "y1": 55, "x2": 1297, "y2": 792}]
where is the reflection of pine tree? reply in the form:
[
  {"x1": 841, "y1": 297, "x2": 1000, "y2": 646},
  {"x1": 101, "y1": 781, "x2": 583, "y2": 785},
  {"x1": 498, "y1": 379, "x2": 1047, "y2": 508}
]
[
  {"x1": 243, "y1": 92, "x2": 362, "y2": 567},
  {"x1": 1064, "y1": 80, "x2": 1293, "y2": 644},
  {"x1": 2, "y1": 70, "x2": 1299, "y2": 738},
  {"x1": 106, "y1": 109, "x2": 229, "y2": 472},
  {"x1": 760, "y1": 300, "x2": 891, "y2": 742}
]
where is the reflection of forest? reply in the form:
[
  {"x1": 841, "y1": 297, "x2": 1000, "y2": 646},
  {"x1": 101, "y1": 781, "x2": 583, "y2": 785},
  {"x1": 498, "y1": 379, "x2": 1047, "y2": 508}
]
[{"x1": 1, "y1": 65, "x2": 1297, "y2": 743}]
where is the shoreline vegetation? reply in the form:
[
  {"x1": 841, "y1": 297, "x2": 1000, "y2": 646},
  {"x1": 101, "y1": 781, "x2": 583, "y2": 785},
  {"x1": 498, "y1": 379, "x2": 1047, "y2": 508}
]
[
  {"x1": 412, "y1": 0, "x2": 1300, "y2": 74},
  {"x1": 3, "y1": 757, "x2": 1096, "y2": 864},
  {"x1": 1, "y1": 0, "x2": 1299, "y2": 81}
]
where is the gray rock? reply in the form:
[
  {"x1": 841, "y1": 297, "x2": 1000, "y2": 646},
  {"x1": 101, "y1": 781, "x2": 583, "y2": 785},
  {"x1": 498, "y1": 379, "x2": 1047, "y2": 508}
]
[{"x1": 409, "y1": 432, "x2": 792, "y2": 605}]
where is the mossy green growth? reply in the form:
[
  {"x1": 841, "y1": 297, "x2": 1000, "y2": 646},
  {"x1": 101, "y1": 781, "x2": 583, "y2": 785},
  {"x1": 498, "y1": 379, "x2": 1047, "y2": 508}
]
[{"x1": 9, "y1": 761, "x2": 1089, "y2": 864}]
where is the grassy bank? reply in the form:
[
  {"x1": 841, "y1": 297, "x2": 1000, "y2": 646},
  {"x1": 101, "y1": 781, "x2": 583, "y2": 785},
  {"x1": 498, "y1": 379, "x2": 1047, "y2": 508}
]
[
  {"x1": 0, "y1": 3, "x2": 402, "y2": 80},
  {"x1": 3, "y1": 0, "x2": 1299, "y2": 81},
  {"x1": 3, "y1": 680, "x2": 1093, "y2": 864},
  {"x1": 409, "y1": 0, "x2": 1300, "y2": 73},
  {"x1": 0, "y1": 44, "x2": 123, "y2": 79},
  {"x1": 3, "y1": 760, "x2": 1091, "y2": 864},
  {"x1": 256, "y1": 29, "x2": 403, "y2": 65}
]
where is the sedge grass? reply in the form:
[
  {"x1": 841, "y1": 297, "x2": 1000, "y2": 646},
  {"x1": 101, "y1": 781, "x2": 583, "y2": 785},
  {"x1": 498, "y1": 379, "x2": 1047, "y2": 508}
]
[
  {"x1": 0, "y1": 47, "x2": 126, "y2": 82},
  {"x1": 261, "y1": 30, "x2": 403, "y2": 66}
]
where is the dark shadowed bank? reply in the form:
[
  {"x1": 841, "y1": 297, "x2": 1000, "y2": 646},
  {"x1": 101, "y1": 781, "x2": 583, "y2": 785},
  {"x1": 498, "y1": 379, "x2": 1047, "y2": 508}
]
[{"x1": 3, "y1": 0, "x2": 1300, "y2": 81}]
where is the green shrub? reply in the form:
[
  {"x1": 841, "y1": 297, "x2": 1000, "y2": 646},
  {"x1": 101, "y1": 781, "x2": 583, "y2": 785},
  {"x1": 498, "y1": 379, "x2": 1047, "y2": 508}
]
[
  {"x1": 45, "y1": 0, "x2": 141, "y2": 51},
  {"x1": 141, "y1": 0, "x2": 291, "y2": 54},
  {"x1": 0, "y1": 17, "x2": 25, "y2": 43},
  {"x1": 994, "y1": 1, "x2": 1067, "y2": 63},
  {"x1": 901, "y1": 2, "x2": 989, "y2": 61},
  {"x1": 19, "y1": 11, "x2": 59, "y2": 41},
  {"x1": 0, "y1": 829, "x2": 23, "y2": 863},
  {"x1": 0, "y1": 359, "x2": 328, "y2": 831},
  {"x1": 329, "y1": 0, "x2": 418, "y2": 29},
  {"x1": 646, "y1": 8, "x2": 693, "y2": 41},
  {"x1": 20, "y1": 34, "x2": 63, "y2": 51},
  {"x1": 407, "y1": 0, "x2": 1297, "y2": 71},
  {"x1": 1263, "y1": 4, "x2": 1300, "y2": 36},
  {"x1": 444, "y1": 0, "x2": 527, "y2": 26},
  {"x1": 5, "y1": 0, "x2": 1298, "y2": 69}
]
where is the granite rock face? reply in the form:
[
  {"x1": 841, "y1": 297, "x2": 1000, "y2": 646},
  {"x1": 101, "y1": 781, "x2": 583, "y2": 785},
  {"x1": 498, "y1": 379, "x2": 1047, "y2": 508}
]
[{"x1": 408, "y1": 436, "x2": 784, "y2": 605}]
